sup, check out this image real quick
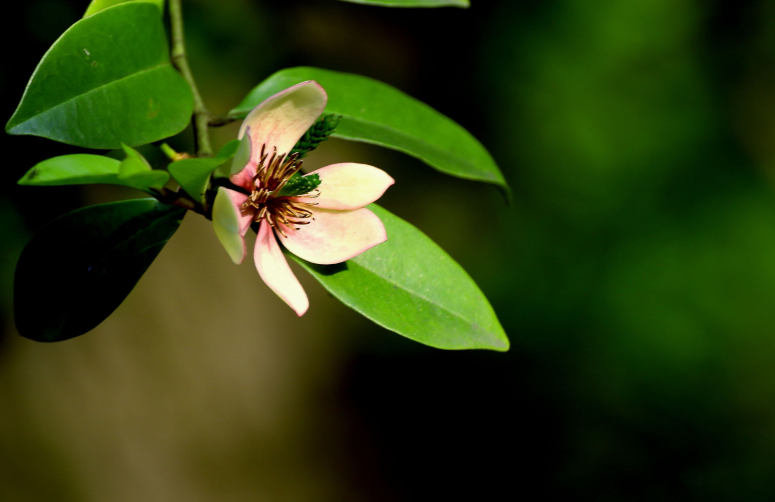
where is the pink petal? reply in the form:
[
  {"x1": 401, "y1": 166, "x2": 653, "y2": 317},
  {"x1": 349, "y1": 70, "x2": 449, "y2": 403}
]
[
  {"x1": 296, "y1": 163, "x2": 394, "y2": 210},
  {"x1": 238, "y1": 81, "x2": 327, "y2": 161},
  {"x1": 212, "y1": 187, "x2": 249, "y2": 264},
  {"x1": 254, "y1": 220, "x2": 309, "y2": 316},
  {"x1": 231, "y1": 166, "x2": 255, "y2": 191},
  {"x1": 278, "y1": 207, "x2": 387, "y2": 265},
  {"x1": 225, "y1": 188, "x2": 254, "y2": 236}
]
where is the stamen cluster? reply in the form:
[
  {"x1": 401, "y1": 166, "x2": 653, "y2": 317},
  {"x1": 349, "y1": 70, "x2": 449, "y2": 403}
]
[{"x1": 241, "y1": 145, "x2": 318, "y2": 236}]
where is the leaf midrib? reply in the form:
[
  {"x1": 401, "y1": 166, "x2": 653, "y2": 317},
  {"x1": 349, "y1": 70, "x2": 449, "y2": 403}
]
[
  {"x1": 10, "y1": 62, "x2": 170, "y2": 129},
  {"x1": 332, "y1": 117, "x2": 501, "y2": 183},
  {"x1": 345, "y1": 258, "x2": 495, "y2": 339}
]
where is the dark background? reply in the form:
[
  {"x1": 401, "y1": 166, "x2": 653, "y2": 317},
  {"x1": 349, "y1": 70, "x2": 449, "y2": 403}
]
[{"x1": 3, "y1": 0, "x2": 775, "y2": 500}]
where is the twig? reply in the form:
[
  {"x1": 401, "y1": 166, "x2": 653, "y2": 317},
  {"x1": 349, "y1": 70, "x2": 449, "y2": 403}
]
[
  {"x1": 169, "y1": 0, "x2": 212, "y2": 156},
  {"x1": 208, "y1": 116, "x2": 240, "y2": 127}
]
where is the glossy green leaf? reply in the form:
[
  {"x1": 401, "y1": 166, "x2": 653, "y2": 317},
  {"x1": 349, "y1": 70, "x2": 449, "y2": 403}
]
[
  {"x1": 18, "y1": 154, "x2": 121, "y2": 186},
  {"x1": 170, "y1": 140, "x2": 241, "y2": 200},
  {"x1": 119, "y1": 144, "x2": 169, "y2": 191},
  {"x1": 338, "y1": 0, "x2": 468, "y2": 7},
  {"x1": 83, "y1": 0, "x2": 163, "y2": 17},
  {"x1": 18, "y1": 153, "x2": 168, "y2": 193},
  {"x1": 14, "y1": 199, "x2": 185, "y2": 342},
  {"x1": 169, "y1": 159, "x2": 222, "y2": 201},
  {"x1": 230, "y1": 67, "x2": 507, "y2": 191},
  {"x1": 6, "y1": 3, "x2": 193, "y2": 148},
  {"x1": 292, "y1": 205, "x2": 508, "y2": 351}
]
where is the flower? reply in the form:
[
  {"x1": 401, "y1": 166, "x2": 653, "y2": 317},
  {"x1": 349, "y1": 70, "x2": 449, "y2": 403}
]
[{"x1": 212, "y1": 81, "x2": 394, "y2": 316}]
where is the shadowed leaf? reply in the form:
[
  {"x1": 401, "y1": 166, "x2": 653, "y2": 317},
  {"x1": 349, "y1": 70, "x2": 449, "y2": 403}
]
[{"x1": 14, "y1": 199, "x2": 185, "y2": 342}]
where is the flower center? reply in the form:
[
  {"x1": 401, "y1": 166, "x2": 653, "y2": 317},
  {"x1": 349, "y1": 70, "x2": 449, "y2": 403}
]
[{"x1": 241, "y1": 145, "x2": 318, "y2": 236}]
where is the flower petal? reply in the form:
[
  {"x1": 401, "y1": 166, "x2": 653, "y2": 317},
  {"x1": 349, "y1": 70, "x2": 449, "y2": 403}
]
[
  {"x1": 297, "y1": 163, "x2": 394, "y2": 210},
  {"x1": 278, "y1": 207, "x2": 387, "y2": 265},
  {"x1": 228, "y1": 188, "x2": 254, "y2": 236},
  {"x1": 238, "y1": 81, "x2": 327, "y2": 161},
  {"x1": 254, "y1": 220, "x2": 309, "y2": 316},
  {"x1": 230, "y1": 129, "x2": 256, "y2": 191},
  {"x1": 212, "y1": 187, "x2": 249, "y2": 264}
]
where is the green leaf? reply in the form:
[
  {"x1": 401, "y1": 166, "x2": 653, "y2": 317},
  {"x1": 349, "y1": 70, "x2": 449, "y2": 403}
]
[
  {"x1": 169, "y1": 159, "x2": 221, "y2": 201},
  {"x1": 216, "y1": 139, "x2": 242, "y2": 162},
  {"x1": 170, "y1": 140, "x2": 241, "y2": 200},
  {"x1": 83, "y1": 0, "x2": 163, "y2": 17},
  {"x1": 6, "y1": 3, "x2": 193, "y2": 149},
  {"x1": 230, "y1": 67, "x2": 507, "y2": 191},
  {"x1": 18, "y1": 153, "x2": 168, "y2": 193},
  {"x1": 291, "y1": 114, "x2": 341, "y2": 158},
  {"x1": 119, "y1": 144, "x2": 169, "y2": 191},
  {"x1": 292, "y1": 205, "x2": 508, "y2": 351},
  {"x1": 338, "y1": 0, "x2": 468, "y2": 7},
  {"x1": 14, "y1": 199, "x2": 185, "y2": 342},
  {"x1": 18, "y1": 154, "x2": 121, "y2": 186}
]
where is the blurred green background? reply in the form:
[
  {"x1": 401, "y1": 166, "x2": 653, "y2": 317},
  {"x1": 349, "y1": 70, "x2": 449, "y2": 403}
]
[{"x1": 3, "y1": 0, "x2": 775, "y2": 500}]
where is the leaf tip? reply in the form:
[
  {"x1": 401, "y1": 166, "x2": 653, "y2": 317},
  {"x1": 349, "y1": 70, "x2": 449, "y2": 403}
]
[
  {"x1": 489, "y1": 334, "x2": 510, "y2": 352},
  {"x1": 5, "y1": 112, "x2": 26, "y2": 135},
  {"x1": 17, "y1": 170, "x2": 35, "y2": 185},
  {"x1": 473, "y1": 325, "x2": 510, "y2": 352}
]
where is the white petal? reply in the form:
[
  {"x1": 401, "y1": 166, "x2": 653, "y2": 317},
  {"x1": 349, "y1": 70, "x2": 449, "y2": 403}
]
[
  {"x1": 298, "y1": 163, "x2": 394, "y2": 210},
  {"x1": 238, "y1": 81, "x2": 327, "y2": 161},
  {"x1": 278, "y1": 207, "x2": 387, "y2": 265}
]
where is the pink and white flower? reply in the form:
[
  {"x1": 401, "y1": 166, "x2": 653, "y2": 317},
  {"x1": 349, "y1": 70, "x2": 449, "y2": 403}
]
[{"x1": 212, "y1": 81, "x2": 394, "y2": 316}]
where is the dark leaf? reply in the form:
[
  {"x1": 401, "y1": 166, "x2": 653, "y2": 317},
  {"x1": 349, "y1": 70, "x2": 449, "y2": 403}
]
[{"x1": 14, "y1": 199, "x2": 185, "y2": 341}]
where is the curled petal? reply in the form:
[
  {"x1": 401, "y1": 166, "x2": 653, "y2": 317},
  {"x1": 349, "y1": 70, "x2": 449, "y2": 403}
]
[
  {"x1": 278, "y1": 207, "x2": 387, "y2": 265},
  {"x1": 226, "y1": 188, "x2": 254, "y2": 236},
  {"x1": 238, "y1": 81, "x2": 327, "y2": 162},
  {"x1": 254, "y1": 220, "x2": 309, "y2": 316},
  {"x1": 296, "y1": 163, "x2": 394, "y2": 210},
  {"x1": 231, "y1": 165, "x2": 256, "y2": 192},
  {"x1": 212, "y1": 187, "x2": 249, "y2": 264},
  {"x1": 230, "y1": 128, "x2": 256, "y2": 191}
]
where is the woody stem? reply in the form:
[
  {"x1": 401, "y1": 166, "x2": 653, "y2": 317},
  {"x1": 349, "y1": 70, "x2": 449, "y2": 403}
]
[{"x1": 169, "y1": 0, "x2": 212, "y2": 157}]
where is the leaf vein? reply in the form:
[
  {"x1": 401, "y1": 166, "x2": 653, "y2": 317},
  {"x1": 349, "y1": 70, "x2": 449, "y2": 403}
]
[{"x1": 11, "y1": 62, "x2": 171, "y2": 129}]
